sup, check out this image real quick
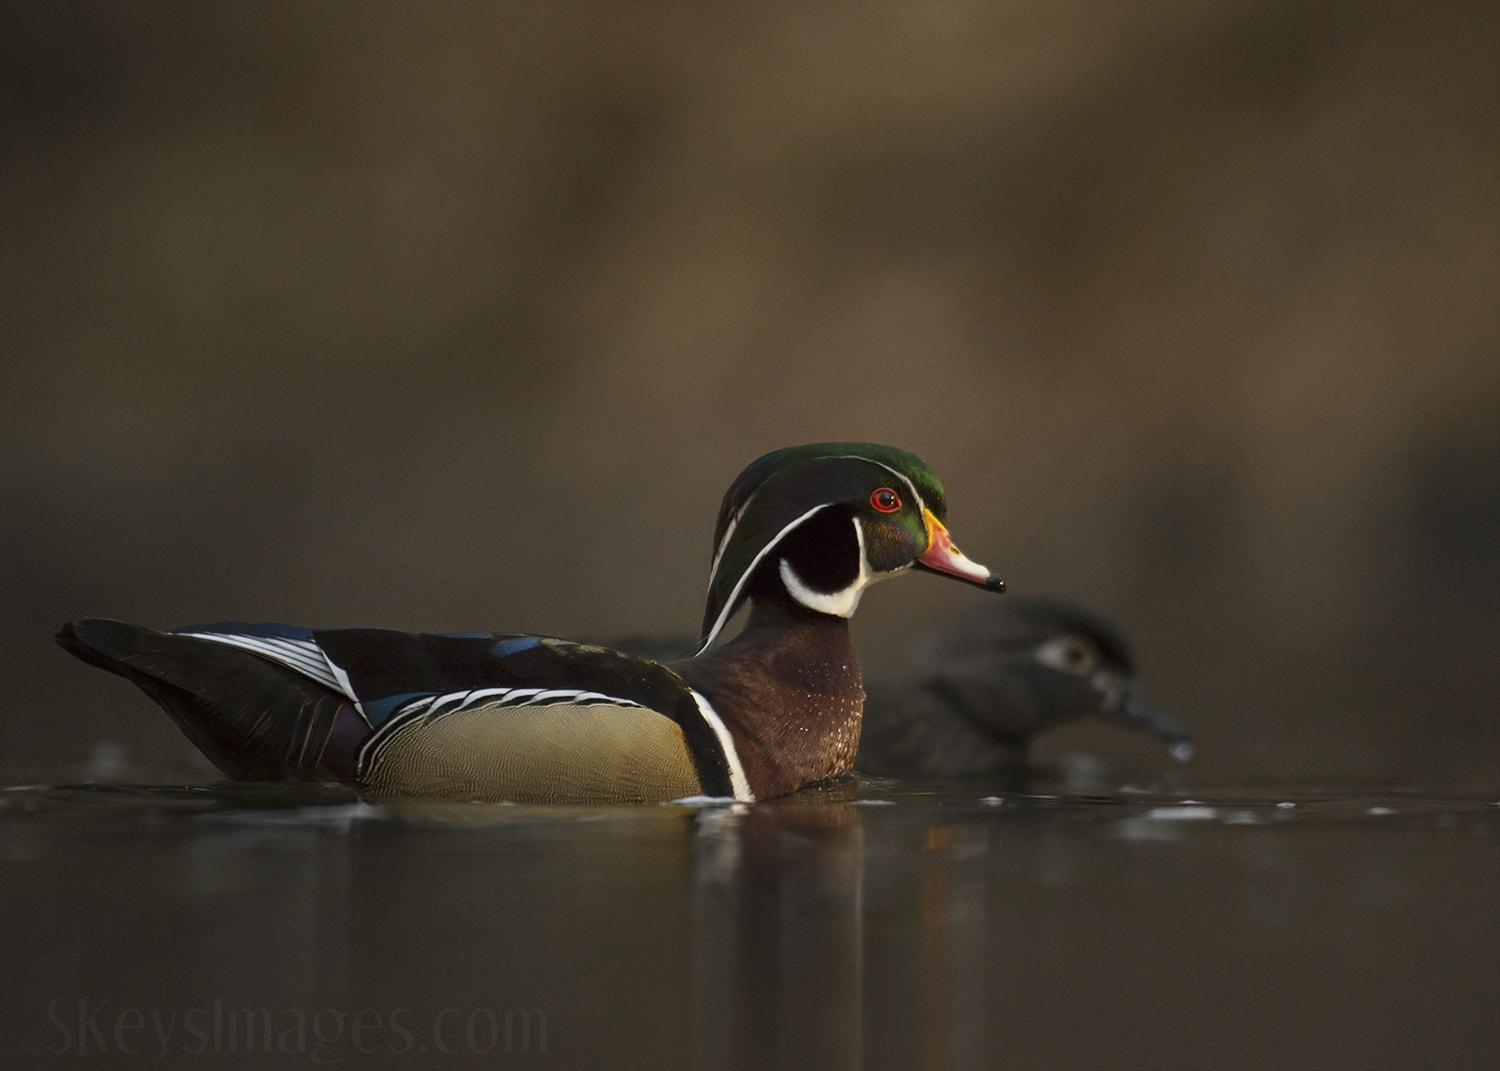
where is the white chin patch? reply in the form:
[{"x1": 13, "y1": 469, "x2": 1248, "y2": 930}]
[
  {"x1": 779, "y1": 557, "x2": 865, "y2": 617},
  {"x1": 774, "y1": 515, "x2": 908, "y2": 619}
]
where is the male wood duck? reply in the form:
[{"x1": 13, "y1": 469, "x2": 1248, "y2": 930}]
[
  {"x1": 57, "y1": 443, "x2": 1003, "y2": 803},
  {"x1": 855, "y1": 597, "x2": 1192, "y2": 780}
]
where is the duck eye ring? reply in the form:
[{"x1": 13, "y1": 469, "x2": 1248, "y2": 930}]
[{"x1": 870, "y1": 488, "x2": 901, "y2": 512}]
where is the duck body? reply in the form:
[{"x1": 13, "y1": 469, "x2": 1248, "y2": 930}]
[
  {"x1": 58, "y1": 443, "x2": 1003, "y2": 802},
  {"x1": 58, "y1": 619, "x2": 746, "y2": 802}
]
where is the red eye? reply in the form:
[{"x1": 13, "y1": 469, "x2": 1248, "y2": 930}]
[{"x1": 870, "y1": 487, "x2": 901, "y2": 513}]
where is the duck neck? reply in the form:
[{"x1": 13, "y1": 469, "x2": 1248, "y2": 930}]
[{"x1": 680, "y1": 597, "x2": 864, "y2": 799}]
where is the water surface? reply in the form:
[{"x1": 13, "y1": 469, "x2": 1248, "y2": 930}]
[{"x1": 3, "y1": 778, "x2": 1497, "y2": 1070}]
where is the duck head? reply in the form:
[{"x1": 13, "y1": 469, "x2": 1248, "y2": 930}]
[
  {"x1": 910, "y1": 597, "x2": 1192, "y2": 754},
  {"x1": 698, "y1": 442, "x2": 1004, "y2": 652}
]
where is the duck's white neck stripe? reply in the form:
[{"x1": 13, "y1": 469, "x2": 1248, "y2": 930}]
[{"x1": 688, "y1": 690, "x2": 754, "y2": 801}]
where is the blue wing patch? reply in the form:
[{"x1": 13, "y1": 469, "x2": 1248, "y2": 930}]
[{"x1": 490, "y1": 636, "x2": 543, "y2": 657}]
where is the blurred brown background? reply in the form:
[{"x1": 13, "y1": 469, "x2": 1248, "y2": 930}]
[{"x1": 3, "y1": 1, "x2": 1498, "y2": 788}]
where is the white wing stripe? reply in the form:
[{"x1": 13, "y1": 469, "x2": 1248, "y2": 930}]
[
  {"x1": 461, "y1": 687, "x2": 517, "y2": 705},
  {"x1": 181, "y1": 632, "x2": 348, "y2": 696},
  {"x1": 169, "y1": 639, "x2": 653, "y2": 720},
  {"x1": 407, "y1": 687, "x2": 647, "y2": 720},
  {"x1": 360, "y1": 686, "x2": 655, "y2": 769},
  {"x1": 323, "y1": 657, "x2": 361, "y2": 710},
  {"x1": 425, "y1": 693, "x2": 470, "y2": 718}
]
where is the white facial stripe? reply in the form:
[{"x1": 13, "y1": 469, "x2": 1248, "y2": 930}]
[
  {"x1": 708, "y1": 491, "x2": 752, "y2": 581},
  {"x1": 699, "y1": 503, "x2": 830, "y2": 654},
  {"x1": 865, "y1": 461, "x2": 926, "y2": 514},
  {"x1": 824, "y1": 453, "x2": 928, "y2": 515},
  {"x1": 714, "y1": 453, "x2": 927, "y2": 581}
]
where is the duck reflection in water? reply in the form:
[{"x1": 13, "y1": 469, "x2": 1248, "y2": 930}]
[
  {"x1": 691, "y1": 785, "x2": 866, "y2": 1070},
  {"x1": 688, "y1": 781, "x2": 1035, "y2": 1071}
]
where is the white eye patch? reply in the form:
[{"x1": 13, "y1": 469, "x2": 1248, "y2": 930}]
[{"x1": 1033, "y1": 635, "x2": 1099, "y2": 675}]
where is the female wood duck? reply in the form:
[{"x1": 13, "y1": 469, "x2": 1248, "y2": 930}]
[
  {"x1": 855, "y1": 597, "x2": 1192, "y2": 781},
  {"x1": 57, "y1": 443, "x2": 1003, "y2": 803}
]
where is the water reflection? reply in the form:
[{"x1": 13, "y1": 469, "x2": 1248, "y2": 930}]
[
  {"x1": 692, "y1": 786, "x2": 865, "y2": 1071},
  {"x1": 2, "y1": 782, "x2": 1498, "y2": 1069}
]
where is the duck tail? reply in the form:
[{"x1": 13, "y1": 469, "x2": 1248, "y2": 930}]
[{"x1": 56, "y1": 619, "x2": 362, "y2": 782}]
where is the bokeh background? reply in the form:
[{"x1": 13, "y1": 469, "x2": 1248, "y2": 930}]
[{"x1": 4, "y1": 1, "x2": 1498, "y2": 789}]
